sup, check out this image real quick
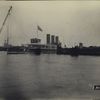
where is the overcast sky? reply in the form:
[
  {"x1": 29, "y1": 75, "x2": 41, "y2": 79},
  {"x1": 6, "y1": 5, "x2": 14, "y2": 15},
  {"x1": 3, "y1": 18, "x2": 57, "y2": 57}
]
[{"x1": 0, "y1": 1, "x2": 100, "y2": 47}]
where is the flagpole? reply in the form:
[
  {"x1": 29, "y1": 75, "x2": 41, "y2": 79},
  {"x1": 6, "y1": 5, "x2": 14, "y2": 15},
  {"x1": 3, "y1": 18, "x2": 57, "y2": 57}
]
[
  {"x1": 37, "y1": 25, "x2": 38, "y2": 38},
  {"x1": 37, "y1": 25, "x2": 43, "y2": 38}
]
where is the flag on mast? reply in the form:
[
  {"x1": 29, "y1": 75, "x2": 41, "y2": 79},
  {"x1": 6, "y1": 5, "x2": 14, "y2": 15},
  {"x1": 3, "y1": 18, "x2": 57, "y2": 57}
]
[{"x1": 37, "y1": 25, "x2": 43, "y2": 32}]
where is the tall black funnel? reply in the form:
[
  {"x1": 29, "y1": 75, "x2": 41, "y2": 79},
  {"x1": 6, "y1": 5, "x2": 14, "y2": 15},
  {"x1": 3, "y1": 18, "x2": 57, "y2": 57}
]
[
  {"x1": 46, "y1": 34, "x2": 50, "y2": 44},
  {"x1": 51, "y1": 35, "x2": 55, "y2": 44},
  {"x1": 55, "y1": 36, "x2": 59, "y2": 45}
]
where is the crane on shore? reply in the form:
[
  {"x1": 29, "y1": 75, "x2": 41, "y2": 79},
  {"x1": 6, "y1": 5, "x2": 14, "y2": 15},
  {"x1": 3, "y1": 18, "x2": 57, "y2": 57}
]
[{"x1": 0, "y1": 6, "x2": 12, "y2": 47}]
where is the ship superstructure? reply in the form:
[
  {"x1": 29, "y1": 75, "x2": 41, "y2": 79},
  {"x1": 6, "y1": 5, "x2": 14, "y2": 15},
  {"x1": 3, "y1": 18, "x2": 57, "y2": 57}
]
[{"x1": 26, "y1": 34, "x2": 60, "y2": 54}]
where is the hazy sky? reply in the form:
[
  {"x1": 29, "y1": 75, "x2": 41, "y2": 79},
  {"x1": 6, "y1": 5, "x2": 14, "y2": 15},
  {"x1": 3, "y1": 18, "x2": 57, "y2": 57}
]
[{"x1": 0, "y1": 1, "x2": 100, "y2": 47}]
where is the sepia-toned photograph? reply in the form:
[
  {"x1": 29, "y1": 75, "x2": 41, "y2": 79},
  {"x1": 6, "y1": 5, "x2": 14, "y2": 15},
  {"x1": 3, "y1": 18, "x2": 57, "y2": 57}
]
[{"x1": 0, "y1": 1, "x2": 100, "y2": 100}]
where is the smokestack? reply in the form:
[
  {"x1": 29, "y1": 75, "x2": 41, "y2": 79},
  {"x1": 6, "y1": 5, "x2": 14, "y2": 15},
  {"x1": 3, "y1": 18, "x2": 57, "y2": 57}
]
[
  {"x1": 55, "y1": 36, "x2": 59, "y2": 44},
  {"x1": 46, "y1": 34, "x2": 50, "y2": 44},
  {"x1": 51, "y1": 35, "x2": 55, "y2": 44}
]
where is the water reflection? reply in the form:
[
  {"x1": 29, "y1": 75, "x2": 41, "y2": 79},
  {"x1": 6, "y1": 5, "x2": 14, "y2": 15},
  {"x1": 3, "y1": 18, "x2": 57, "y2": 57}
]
[
  {"x1": 0, "y1": 54, "x2": 100, "y2": 99},
  {"x1": 2, "y1": 54, "x2": 28, "y2": 100}
]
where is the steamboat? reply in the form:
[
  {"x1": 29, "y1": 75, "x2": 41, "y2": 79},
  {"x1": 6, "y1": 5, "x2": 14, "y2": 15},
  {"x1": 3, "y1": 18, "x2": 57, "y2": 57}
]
[{"x1": 24, "y1": 34, "x2": 59, "y2": 54}]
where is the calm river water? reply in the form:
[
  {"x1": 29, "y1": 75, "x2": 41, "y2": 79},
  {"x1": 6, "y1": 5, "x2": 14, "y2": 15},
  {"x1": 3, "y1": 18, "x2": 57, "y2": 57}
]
[{"x1": 0, "y1": 52, "x2": 100, "y2": 100}]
